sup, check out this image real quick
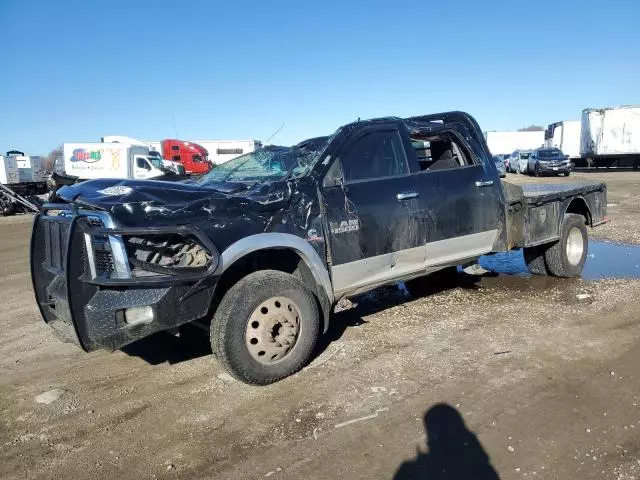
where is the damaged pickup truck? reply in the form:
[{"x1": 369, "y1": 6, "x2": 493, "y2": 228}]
[{"x1": 31, "y1": 112, "x2": 608, "y2": 385}]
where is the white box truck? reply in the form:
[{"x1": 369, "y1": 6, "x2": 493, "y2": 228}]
[
  {"x1": 100, "y1": 136, "x2": 184, "y2": 174},
  {"x1": 63, "y1": 143, "x2": 165, "y2": 180}
]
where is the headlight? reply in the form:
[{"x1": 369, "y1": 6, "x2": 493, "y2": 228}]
[{"x1": 124, "y1": 233, "x2": 217, "y2": 277}]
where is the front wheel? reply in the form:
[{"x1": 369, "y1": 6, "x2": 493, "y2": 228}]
[
  {"x1": 563, "y1": 171, "x2": 570, "y2": 177},
  {"x1": 211, "y1": 270, "x2": 320, "y2": 385},
  {"x1": 544, "y1": 214, "x2": 588, "y2": 277}
]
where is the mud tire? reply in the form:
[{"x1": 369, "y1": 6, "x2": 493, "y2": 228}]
[
  {"x1": 523, "y1": 245, "x2": 550, "y2": 275},
  {"x1": 211, "y1": 270, "x2": 319, "y2": 385},
  {"x1": 544, "y1": 214, "x2": 588, "y2": 278}
]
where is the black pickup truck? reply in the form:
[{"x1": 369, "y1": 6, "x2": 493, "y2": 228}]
[{"x1": 31, "y1": 112, "x2": 608, "y2": 385}]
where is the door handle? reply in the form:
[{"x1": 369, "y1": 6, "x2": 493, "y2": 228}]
[
  {"x1": 397, "y1": 192, "x2": 419, "y2": 200},
  {"x1": 475, "y1": 180, "x2": 494, "y2": 187}
]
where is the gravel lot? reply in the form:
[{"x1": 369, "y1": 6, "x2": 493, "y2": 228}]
[{"x1": 1, "y1": 172, "x2": 639, "y2": 480}]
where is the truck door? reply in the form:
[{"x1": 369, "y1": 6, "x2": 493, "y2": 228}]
[
  {"x1": 134, "y1": 155, "x2": 154, "y2": 179},
  {"x1": 407, "y1": 129, "x2": 502, "y2": 267},
  {"x1": 321, "y1": 124, "x2": 430, "y2": 296}
]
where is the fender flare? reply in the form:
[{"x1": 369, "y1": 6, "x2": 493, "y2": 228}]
[{"x1": 218, "y1": 232, "x2": 334, "y2": 305}]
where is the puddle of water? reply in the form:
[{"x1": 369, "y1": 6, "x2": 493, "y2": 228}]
[{"x1": 479, "y1": 241, "x2": 640, "y2": 280}]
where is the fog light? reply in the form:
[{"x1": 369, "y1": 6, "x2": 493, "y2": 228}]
[{"x1": 124, "y1": 306, "x2": 155, "y2": 326}]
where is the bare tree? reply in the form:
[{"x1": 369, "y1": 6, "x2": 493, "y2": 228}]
[
  {"x1": 518, "y1": 125, "x2": 545, "y2": 132},
  {"x1": 45, "y1": 146, "x2": 62, "y2": 171}
]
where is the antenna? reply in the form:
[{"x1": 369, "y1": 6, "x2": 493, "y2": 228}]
[
  {"x1": 265, "y1": 123, "x2": 285, "y2": 144},
  {"x1": 172, "y1": 115, "x2": 178, "y2": 138}
]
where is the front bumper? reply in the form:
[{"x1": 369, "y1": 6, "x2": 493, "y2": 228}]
[
  {"x1": 538, "y1": 162, "x2": 572, "y2": 173},
  {"x1": 30, "y1": 207, "x2": 217, "y2": 351}
]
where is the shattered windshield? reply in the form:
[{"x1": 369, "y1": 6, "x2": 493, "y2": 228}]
[{"x1": 198, "y1": 137, "x2": 329, "y2": 184}]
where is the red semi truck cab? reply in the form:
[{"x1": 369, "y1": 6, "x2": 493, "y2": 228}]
[{"x1": 161, "y1": 139, "x2": 212, "y2": 175}]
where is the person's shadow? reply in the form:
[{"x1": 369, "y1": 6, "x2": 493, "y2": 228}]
[{"x1": 394, "y1": 403, "x2": 500, "y2": 479}]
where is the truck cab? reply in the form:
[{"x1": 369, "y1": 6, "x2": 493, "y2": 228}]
[
  {"x1": 161, "y1": 139, "x2": 212, "y2": 175},
  {"x1": 148, "y1": 150, "x2": 185, "y2": 175},
  {"x1": 135, "y1": 155, "x2": 165, "y2": 179}
]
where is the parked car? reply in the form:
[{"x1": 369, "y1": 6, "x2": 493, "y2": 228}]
[
  {"x1": 527, "y1": 148, "x2": 572, "y2": 176},
  {"x1": 509, "y1": 149, "x2": 533, "y2": 173},
  {"x1": 493, "y1": 155, "x2": 506, "y2": 177},
  {"x1": 499, "y1": 154, "x2": 511, "y2": 172},
  {"x1": 506, "y1": 152, "x2": 518, "y2": 173},
  {"x1": 32, "y1": 111, "x2": 607, "y2": 385}
]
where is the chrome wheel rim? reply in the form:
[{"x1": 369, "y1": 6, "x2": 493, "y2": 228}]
[
  {"x1": 566, "y1": 227, "x2": 584, "y2": 266},
  {"x1": 245, "y1": 296, "x2": 301, "y2": 364}
]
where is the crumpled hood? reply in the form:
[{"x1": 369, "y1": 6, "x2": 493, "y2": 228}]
[{"x1": 56, "y1": 178, "x2": 292, "y2": 226}]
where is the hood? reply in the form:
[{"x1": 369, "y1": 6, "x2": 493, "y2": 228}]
[{"x1": 56, "y1": 178, "x2": 292, "y2": 226}]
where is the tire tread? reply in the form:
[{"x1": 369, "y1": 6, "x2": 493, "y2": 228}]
[
  {"x1": 544, "y1": 213, "x2": 588, "y2": 278},
  {"x1": 523, "y1": 245, "x2": 549, "y2": 275},
  {"x1": 211, "y1": 270, "x2": 319, "y2": 385}
]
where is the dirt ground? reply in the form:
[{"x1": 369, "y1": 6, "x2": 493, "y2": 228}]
[{"x1": 1, "y1": 172, "x2": 639, "y2": 480}]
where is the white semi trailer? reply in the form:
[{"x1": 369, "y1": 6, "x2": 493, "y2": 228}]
[
  {"x1": 580, "y1": 105, "x2": 640, "y2": 168},
  {"x1": 545, "y1": 106, "x2": 640, "y2": 169},
  {"x1": 191, "y1": 140, "x2": 262, "y2": 165}
]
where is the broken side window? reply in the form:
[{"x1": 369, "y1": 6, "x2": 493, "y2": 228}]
[
  {"x1": 341, "y1": 130, "x2": 409, "y2": 183},
  {"x1": 410, "y1": 133, "x2": 474, "y2": 172}
]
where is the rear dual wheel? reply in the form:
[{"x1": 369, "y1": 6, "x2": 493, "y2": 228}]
[{"x1": 523, "y1": 214, "x2": 588, "y2": 277}]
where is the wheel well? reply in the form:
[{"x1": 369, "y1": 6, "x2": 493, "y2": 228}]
[
  {"x1": 212, "y1": 248, "x2": 331, "y2": 332},
  {"x1": 565, "y1": 198, "x2": 591, "y2": 226}
]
